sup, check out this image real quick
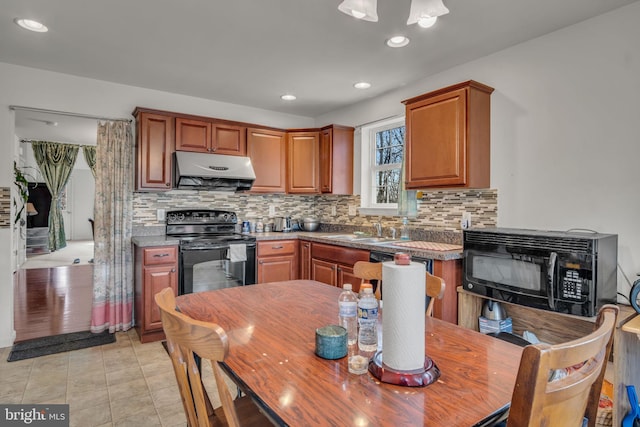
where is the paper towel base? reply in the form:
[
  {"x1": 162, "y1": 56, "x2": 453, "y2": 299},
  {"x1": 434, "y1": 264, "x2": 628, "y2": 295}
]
[{"x1": 369, "y1": 351, "x2": 441, "y2": 387}]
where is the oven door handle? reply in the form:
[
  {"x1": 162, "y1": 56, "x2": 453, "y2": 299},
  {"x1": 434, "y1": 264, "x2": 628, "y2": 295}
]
[{"x1": 547, "y1": 252, "x2": 557, "y2": 310}]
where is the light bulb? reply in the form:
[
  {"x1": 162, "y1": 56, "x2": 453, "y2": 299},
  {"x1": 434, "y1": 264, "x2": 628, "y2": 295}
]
[
  {"x1": 351, "y1": 10, "x2": 366, "y2": 19},
  {"x1": 418, "y1": 15, "x2": 438, "y2": 28}
]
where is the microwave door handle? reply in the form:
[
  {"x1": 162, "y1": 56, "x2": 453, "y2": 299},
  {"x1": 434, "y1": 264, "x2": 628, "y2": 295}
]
[{"x1": 547, "y1": 252, "x2": 557, "y2": 310}]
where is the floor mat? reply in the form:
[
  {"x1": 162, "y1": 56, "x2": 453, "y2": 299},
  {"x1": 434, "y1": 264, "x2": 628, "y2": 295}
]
[{"x1": 7, "y1": 330, "x2": 116, "y2": 362}]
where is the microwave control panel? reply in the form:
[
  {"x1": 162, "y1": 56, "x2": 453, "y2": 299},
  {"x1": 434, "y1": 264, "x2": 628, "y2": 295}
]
[{"x1": 559, "y1": 267, "x2": 590, "y2": 302}]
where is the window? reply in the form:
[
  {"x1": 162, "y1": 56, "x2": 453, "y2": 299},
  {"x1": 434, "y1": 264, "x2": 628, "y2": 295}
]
[{"x1": 359, "y1": 116, "x2": 405, "y2": 215}]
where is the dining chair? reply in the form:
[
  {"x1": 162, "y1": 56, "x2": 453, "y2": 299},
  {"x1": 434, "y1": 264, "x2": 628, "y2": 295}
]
[
  {"x1": 500, "y1": 304, "x2": 619, "y2": 427},
  {"x1": 352, "y1": 261, "x2": 445, "y2": 316},
  {"x1": 154, "y1": 288, "x2": 272, "y2": 427}
]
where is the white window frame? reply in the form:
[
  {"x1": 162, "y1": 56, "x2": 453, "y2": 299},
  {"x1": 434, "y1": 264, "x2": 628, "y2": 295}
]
[{"x1": 359, "y1": 116, "x2": 405, "y2": 216}]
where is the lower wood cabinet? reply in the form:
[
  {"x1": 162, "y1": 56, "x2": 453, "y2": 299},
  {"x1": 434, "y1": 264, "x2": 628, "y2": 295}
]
[
  {"x1": 310, "y1": 242, "x2": 369, "y2": 291},
  {"x1": 134, "y1": 245, "x2": 178, "y2": 343},
  {"x1": 432, "y1": 259, "x2": 462, "y2": 324},
  {"x1": 300, "y1": 240, "x2": 311, "y2": 279},
  {"x1": 257, "y1": 240, "x2": 298, "y2": 283}
]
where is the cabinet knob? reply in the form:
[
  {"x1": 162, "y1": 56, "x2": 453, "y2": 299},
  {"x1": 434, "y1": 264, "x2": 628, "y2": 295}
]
[
  {"x1": 259, "y1": 260, "x2": 263, "y2": 264},
  {"x1": 153, "y1": 253, "x2": 169, "y2": 258},
  {"x1": 165, "y1": 182, "x2": 171, "y2": 187},
  {"x1": 171, "y1": 268, "x2": 175, "y2": 273}
]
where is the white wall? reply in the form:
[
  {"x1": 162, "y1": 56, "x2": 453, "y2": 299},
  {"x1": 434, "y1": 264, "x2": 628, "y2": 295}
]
[
  {"x1": 0, "y1": 64, "x2": 314, "y2": 348},
  {"x1": 317, "y1": 3, "x2": 640, "y2": 301}
]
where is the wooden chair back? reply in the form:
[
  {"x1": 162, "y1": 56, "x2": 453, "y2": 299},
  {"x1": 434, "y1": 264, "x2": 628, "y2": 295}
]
[
  {"x1": 425, "y1": 272, "x2": 445, "y2": 317},
  {"x1": 352, "y1": 261, "x2": 445, "y2": 316},
  {"x1": 155, "y1": 288, "x2": 269, "y2": 427},
  {"x1": 506, "y1": 304, "x2": 619, "y2": 427}
]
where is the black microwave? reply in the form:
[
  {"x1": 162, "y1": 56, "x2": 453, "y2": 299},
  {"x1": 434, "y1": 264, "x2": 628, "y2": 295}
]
[{"x1": 463, "y1": 228, "x2": 617, "y2": 317}]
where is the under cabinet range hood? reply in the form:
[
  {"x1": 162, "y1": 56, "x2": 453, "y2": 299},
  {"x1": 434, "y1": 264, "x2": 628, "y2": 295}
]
[{"x1": 174, "y1": 151, "x2": 256, "y2": 192}]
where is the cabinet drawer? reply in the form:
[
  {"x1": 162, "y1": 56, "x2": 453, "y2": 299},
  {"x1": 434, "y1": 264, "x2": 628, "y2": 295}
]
[
  {"x1": 311, "y1": 242, "x2": 369, "y2": 265},
  {"x1": 258, "y1": 240, "x2": 297, "y2": 256},
  {"x1": 143, "y1": 246, "x2": 177, "y2": 265}
]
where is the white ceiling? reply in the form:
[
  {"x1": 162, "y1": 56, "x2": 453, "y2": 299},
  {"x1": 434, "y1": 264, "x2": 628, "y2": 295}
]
[{"x1": 3, "y1": 0, "x2": 638, "y2": 143}]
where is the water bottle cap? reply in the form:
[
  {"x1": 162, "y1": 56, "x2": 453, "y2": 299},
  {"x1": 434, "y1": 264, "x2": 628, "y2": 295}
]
[{"x1": 343, "y1": 283, "x2": 352, "y2": 291}]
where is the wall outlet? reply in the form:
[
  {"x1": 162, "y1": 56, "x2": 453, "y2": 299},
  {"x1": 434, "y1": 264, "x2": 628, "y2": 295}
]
[
  {"x1": 348, "y1": 205, "x2": 357, "y2": 216},
  {"x1": 269, "y1": 205, "x2": 276, "y2": 216},
  {"x1": 461, "y1": 212, "x2": 471, "y2": 229},
  {"x1": 331, "y1": 205, "x2": 337, "y2": 216},
  {"x1": 157, "y1": 208, "x2": 166, "y2": 222}
]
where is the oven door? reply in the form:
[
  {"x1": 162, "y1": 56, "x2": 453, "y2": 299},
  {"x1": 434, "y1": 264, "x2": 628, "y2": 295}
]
[{"x1": 180, "y1": 243, "x2": 256, "y2": 295}]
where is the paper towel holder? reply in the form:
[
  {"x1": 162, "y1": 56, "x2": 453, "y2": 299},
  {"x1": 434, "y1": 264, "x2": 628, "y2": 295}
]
[{"x1": 368, "y1": 351, "x2": 440, "y2": 387}]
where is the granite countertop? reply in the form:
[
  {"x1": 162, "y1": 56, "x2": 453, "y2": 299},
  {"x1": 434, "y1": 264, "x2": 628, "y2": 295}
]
[{"x1": 133, "y1": 230, "x2": 463, "y2": 261}]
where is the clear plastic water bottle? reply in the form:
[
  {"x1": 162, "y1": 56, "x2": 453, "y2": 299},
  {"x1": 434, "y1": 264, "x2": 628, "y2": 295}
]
[
  {"x1": 338, "y1": 283, "x2": 358, "y2": 346},
  {"x1": 358, "y1": 287, "x2": 378, "y2": 353}
]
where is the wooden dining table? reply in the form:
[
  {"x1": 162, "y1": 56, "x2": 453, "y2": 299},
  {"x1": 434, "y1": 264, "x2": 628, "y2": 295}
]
[{"x1": 176, "y1": 280, "x2": 524, "y2": 426}]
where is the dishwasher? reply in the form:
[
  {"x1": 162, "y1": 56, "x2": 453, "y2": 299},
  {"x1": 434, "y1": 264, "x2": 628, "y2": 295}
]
[{"x1": 369, "y1": 250, "x2": 433, "y2": 304}]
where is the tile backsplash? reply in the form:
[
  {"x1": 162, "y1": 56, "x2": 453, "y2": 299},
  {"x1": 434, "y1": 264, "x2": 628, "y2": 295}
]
[{"x1": 133, "y1": 189, "x2": 497, "y2": 240}]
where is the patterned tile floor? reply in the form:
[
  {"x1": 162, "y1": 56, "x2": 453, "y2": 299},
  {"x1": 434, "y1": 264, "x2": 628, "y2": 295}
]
[{"x1": 0, "y1": 329, "x2": 224, "y2": 427}]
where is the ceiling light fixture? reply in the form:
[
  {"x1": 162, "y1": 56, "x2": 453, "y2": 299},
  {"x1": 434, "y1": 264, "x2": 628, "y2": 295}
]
[
  {"x1": 386, "y1": 36, "x2": 410, "y2": 48},
  {"x1": 14, "y1": 18, "x2": 48, "y2": 33},
  {"x1": 338, "y1": 0, "x2": 448, "y2": 28},
  {"x1": 406, "y1": 0, "x2": 449, "y2": 28},
  {"x1": 354, "y1": 82, "x2": 371, "y2": 89},
  {"x1": 337, "y1": 0, "x2": 378, "y2": 22},
  {"x1": 281, "y1": 94, "x2": 296, "y2": 101}
]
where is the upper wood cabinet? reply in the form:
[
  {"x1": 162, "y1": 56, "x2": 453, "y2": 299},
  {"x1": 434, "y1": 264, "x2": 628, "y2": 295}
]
[
  {"x1": 247, "y1": 127, "x2": 286, "y2": 193},
  {"x1": 134, "y1": 108, "x2": 174, "y2": 191},
  {"x1": 402, "y1": 80, "x2": 494, "y2": 189},
  {"x1": 175, "y1": 118, "x2": 210, "y2": 152},
  {"x1": 212, "y1": 123, "x2": 247, "y2": 155},
  {"x1": 287, "y1": 131, "x2": 320, "y2": 194},
  {"x1": 320, "y1": 125, "x2": 354, "y2": 195},
  {"x1": 176, "y1": 117, "x2": 246, "y2": 156}
]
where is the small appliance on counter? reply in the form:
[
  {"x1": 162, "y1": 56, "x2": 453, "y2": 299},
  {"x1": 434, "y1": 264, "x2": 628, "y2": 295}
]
[
  {"x1": 273, "y1": 216, "x2": 292, "y2": 232},
  {"x1": 478, "y1": 301, "x2": 512, "y2": 334}
]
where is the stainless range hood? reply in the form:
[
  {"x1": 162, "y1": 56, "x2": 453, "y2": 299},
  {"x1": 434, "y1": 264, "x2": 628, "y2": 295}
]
[{"x1": 174, "y1": 151, "x2": 256, "y2": 192}]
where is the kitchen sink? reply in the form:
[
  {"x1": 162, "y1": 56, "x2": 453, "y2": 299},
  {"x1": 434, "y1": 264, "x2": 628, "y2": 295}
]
[{"x1": 325, "y1": 234, "x2": 402, "y2": 244}]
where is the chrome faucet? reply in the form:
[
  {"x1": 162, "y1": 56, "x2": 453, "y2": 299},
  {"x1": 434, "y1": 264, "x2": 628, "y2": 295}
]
[
  {"x1": 389, "y1": 227, "x2": 396, "y2": 239},
  {"x1": 373, "y1": 221, "x2": 382, "y2": 237}
]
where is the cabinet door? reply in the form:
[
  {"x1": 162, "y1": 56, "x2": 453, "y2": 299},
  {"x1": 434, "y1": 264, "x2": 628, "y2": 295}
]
[
  {"x1": 212, "y1": 123, "x2": 246, "y2": 156},
  {"x1": 258, "y1": 255, "x2": 296, "y2": 283},
  {"x1": 300, "y1": 241, "x2": 311, "y2": 280},
  {"x1": 320, "y1": 125, "x2": 354, "y2": 195},
  {"x1": 143, "y1": 264, "x2": 177, "y2": 331},
  {"x1": 136, "y1": 112, "x2": 173, "y2": 190},
  {"x1": 287, "y1": 131, "x2": 320, "y2": 194},
  {"x1": 176, "y1": 118, "x2": 211, "y2": 152},
  {"x1": 406, "y1": 88, "x2": 467, "y2": 188},
  {"x1": 320, "y1": 128, "x2": 333, "y2": 193},
  {"x1": 247, "y1": 128, "x2": 286, "y2": 193},
  {"x1": 337, "y1": 265, "x2": 360, "y2": 292},
  {"x1": 311, "y1": 258, "x2": 337, "y2": 286}
]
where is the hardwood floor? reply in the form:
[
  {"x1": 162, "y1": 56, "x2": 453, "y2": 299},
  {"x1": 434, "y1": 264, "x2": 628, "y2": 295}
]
[{"x1": 13, "y1": 265, "x2": 93, "y2": 342}]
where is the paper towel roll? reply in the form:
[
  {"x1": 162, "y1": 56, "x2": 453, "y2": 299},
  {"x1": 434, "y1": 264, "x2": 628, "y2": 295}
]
[{"x1": 382, "y1": 261, "x2": 426, "y2": 371}]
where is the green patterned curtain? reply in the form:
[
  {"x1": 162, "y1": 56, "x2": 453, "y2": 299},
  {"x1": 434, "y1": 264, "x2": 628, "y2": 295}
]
[
  {"x1": 31, "y1": 141, "x2": 79, "y2": 251},
  {"x1": 82, "y1": 145, "x2": 97, "y2": 178},
  {"x1": 90, "y1": 120, "x2": 134, "y2": 333}
]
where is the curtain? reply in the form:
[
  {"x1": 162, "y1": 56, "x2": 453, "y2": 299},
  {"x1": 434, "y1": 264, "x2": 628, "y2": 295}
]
[
  {"x1": 397, "y1": 146, "x2": 417, "y2": 217},
  {"x1": 90, "y1": 120, "x2": 134, "y2": 333},
  {"x1": 82, "y1": 145, "x2": 97, "y2": 178},
  {"x1": 31, "y1": 141, "x2": 79, "y2": 251}
]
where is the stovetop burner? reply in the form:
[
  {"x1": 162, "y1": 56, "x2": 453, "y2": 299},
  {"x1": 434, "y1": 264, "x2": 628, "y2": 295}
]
[{"x1": 166, "y1": 209, "x2": 255, "y2": 248}]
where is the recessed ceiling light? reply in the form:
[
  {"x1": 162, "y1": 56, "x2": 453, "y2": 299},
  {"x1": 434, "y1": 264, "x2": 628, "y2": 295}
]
[
  {"x1": 14, "y1": 18, "x2": 48, "y2": 33},
  {"x1": 281, "y1": 94, "x2": 296, "y2": 101},
  {"x1": 386, "y1": 35, "x2": 409, "y2": 48},
  {"x1": 354, "y1": 82, "x2": 371, "y2": 89}
]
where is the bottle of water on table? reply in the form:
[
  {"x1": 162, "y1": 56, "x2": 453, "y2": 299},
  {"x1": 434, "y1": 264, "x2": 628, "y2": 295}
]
[
  {"x1": 338, "y1": 283, "x2": 358, "y2": 346},
  {"x1": 358, "y1": 286, "x2": 378, "y2": 354}
]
